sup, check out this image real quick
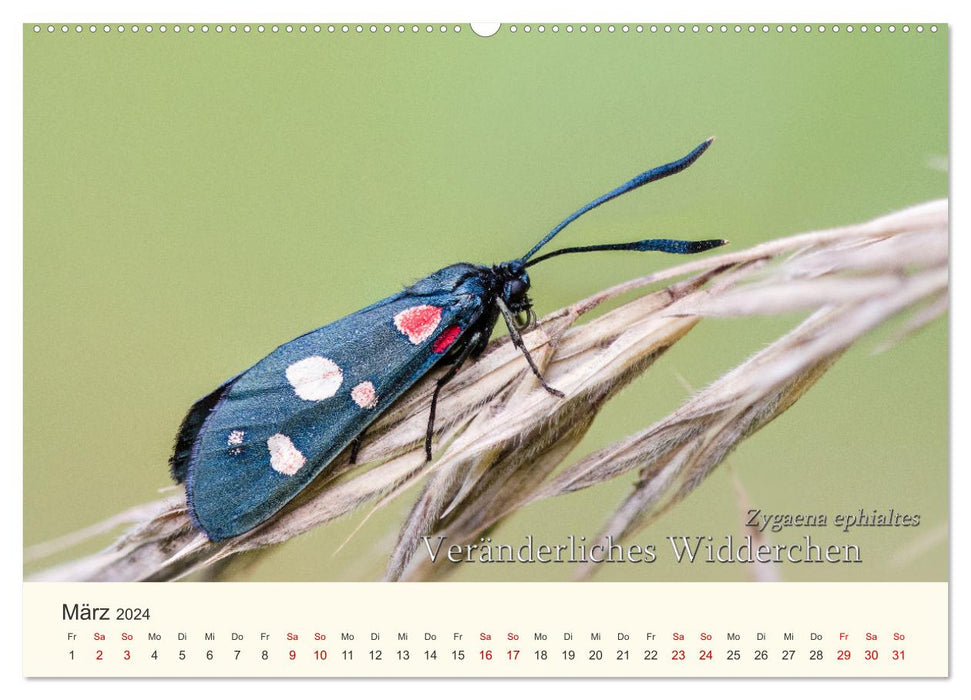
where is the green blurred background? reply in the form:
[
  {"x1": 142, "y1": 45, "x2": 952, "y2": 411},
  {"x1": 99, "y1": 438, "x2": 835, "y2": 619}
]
[{"x1": 24, "y1": 23, "x2": 947, "y2": 582}]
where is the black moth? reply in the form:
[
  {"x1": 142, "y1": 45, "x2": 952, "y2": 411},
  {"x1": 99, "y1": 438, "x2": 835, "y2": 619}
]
[{"x1": 171, "y1": 139, "x2": 727, "y2": 541}]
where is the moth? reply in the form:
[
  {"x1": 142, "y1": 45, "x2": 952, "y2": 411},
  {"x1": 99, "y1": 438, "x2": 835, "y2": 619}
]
[{"x1": 171, "y1": 138, "x2": 727, "y2": 541}]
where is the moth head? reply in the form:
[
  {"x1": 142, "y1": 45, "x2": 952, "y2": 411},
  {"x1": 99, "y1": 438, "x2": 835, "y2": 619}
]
[{"x1": 496, "y1": 260, "x2": 534, "y2": 328}]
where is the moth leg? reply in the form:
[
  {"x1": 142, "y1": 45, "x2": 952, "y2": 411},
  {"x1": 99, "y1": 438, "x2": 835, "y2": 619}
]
[
  {"x1": 349, "y1": 429, "x2": 366, "y2": 464},
  {"x1": 425, "y1": 331, "x2": 482, "y2": 461},
  {"x1": 496, "y1": 297, "x2": 565, "y2": 398}
]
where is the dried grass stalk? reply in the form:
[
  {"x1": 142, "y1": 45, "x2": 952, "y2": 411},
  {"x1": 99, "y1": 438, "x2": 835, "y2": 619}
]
[{"x1": 27, "y1": 199, "x2": 947, "y2": 582}]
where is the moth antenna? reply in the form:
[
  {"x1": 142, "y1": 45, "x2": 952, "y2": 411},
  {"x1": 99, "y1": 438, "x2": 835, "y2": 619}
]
[
  {"x1": 523, "y1": 238, "x2": 728, "y2": 268},
  {"x1": 520, "y1": 138, "x2": 715, "y2": 263}
]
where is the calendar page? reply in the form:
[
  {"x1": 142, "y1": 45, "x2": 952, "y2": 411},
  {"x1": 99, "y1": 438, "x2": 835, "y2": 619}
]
[{"x1": 22, "y1": 18, "x2": 948, "y2": 679}]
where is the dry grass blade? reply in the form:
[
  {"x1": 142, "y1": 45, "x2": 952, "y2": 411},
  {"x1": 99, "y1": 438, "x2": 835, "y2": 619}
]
[{"x1": 28, "y1": 200, "x2": 947, "y2": 582}]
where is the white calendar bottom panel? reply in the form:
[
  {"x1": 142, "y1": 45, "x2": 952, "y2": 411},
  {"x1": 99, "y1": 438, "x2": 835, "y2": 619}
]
[{"x1": 23, "y1": 582, "x2": 947, "y2": 677}]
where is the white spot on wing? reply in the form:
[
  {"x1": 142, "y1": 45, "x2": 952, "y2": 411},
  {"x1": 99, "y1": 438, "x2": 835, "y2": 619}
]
[
  {"x1": 351, "y1": 381, "x2": 378, "y2": 409},
  {"x1": 227, "y1": 430, "x2": 245, "y2": 455},
  {"x1": 286, "y1": 355, "x2": 343, "y2": 401},
  {"x1": 267, "y1": 433, "x2": 306, "y2": 476}
]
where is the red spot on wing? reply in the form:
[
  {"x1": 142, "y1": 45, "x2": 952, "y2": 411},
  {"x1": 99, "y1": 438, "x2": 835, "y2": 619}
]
[
  {"x1": 394, "y1": 305, "x2": 443, "y2": 345},
  {"x1": 432, "y1": 325, "x2": 463, "y2": 353}
]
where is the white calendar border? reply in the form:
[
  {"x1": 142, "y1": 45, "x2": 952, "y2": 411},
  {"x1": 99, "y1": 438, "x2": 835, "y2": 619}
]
[{"x1": 8, "y1": 0, "x2": 963, "y2": 696}]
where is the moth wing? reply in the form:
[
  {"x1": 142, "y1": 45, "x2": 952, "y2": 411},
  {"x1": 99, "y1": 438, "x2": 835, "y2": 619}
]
[
  {"x1": 184, "y1": 290, "x2": 484, "y2": 540},
  {"x1": 170, "y1": 374, "x2": 241, "y2": 483}
]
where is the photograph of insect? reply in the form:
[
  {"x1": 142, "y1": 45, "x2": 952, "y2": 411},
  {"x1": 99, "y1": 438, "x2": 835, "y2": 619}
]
[{"x1": 170, "y1": 139, "x2": 728, "y2": 542}]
